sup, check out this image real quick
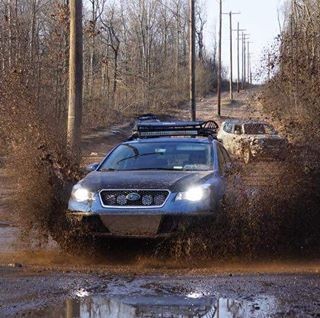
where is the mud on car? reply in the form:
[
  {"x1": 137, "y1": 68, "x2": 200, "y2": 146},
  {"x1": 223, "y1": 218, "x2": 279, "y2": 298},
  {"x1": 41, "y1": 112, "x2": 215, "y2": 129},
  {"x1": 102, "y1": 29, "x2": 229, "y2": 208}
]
[
  {"x1": 67, "y1": 121, "x2": 234, "y2": 239},
  {"x1": 217, "y1": 120, "x2": 287, "y2": 164}
]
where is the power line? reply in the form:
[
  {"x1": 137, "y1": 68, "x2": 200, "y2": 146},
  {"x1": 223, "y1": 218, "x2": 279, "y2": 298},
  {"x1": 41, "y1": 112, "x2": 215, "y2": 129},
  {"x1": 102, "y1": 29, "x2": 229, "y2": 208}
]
[{"x1": 233, "y1": 24, "x2": 246, "y2": 92}]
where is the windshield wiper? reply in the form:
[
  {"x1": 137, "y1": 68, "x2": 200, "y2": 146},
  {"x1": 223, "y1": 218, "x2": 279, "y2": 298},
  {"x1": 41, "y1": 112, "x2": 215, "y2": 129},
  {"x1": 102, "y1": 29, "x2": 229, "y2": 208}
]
[
  {"x1": 125, "y1": 167, "x2": 177, "y2": 171},
  {"x1": 99, "y1": 168, "x2": 118, "y2": 172},
  {"x1": 116, "y1": 152, "x2": 163, "y2": 164}
]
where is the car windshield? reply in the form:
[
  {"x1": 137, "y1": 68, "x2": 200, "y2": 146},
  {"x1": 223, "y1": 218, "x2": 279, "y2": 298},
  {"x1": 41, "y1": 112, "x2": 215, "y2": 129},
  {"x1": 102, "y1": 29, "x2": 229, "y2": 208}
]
[
  {"x1": 243, "y1": 123, "x2": 275, "y2": 135},
  {"x1": 99, "y1": 142, "x2": 213, "y2": 171}
]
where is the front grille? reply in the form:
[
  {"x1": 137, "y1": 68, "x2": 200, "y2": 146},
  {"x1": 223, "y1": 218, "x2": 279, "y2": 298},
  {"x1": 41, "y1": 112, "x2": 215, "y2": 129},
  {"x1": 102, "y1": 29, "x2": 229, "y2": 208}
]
[
  {"x1": 99, "y1": 189, "x2": 170, "y2": 208},
  {"x1": 263, "y1": 139, "x2": 284, "y2": 147}
]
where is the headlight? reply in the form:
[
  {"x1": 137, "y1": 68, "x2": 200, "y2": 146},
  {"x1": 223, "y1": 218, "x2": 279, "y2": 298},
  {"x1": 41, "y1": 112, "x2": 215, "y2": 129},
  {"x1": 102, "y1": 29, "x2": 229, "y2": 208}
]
[
  {"x1": 252, "y1": 139, "x2": 264, "y2": 145},
  {"x1": 176, "y1": 186, "x2": 205, "y2": 202},
  {"x1": 72, "y1": 185, "x2": 93, "y2": 202}
]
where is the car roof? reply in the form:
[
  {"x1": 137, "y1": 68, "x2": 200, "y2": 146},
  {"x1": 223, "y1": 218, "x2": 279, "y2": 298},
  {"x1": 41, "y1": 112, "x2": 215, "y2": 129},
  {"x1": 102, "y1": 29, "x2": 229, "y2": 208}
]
[
  {"x1": 123, "y1": 137, "x2": 212, "y2": 145},
  {"x1": 223, "y1": 119, "x2": 268, "y2": 125}
]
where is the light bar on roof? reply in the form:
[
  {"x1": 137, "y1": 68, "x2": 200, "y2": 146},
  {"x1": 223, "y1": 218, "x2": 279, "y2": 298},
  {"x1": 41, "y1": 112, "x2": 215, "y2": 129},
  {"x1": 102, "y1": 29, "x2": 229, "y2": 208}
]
[
  {"x1": 140, "y1": 130, "x2": 198, "y2": 137},
  {"x1": 134, "y1": 120, "x2": 218, "y2": 139}
]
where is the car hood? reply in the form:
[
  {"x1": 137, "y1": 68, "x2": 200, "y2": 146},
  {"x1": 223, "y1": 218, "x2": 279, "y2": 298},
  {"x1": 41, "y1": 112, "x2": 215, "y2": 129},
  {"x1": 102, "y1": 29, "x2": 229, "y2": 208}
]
[
  {"x1": 247, "y1": 134, "x2": 284, "y2": 141},
  {"x1": 80, "y1": 170, "x2": 214, "y2": 193}
]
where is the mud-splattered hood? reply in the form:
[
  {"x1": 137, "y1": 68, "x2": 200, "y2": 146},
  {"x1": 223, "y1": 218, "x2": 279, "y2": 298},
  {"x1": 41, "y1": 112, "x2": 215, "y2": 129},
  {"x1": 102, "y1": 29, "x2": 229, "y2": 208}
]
[
  {"x1": 247, "y1": 134, "x2": 287, "y2": 145},
  {"x1": 247, "y1": 134, "x2": 283, "y2": 140},
  {"x1": 80, "y1": 170, "x2": 214, "y2": 193}
]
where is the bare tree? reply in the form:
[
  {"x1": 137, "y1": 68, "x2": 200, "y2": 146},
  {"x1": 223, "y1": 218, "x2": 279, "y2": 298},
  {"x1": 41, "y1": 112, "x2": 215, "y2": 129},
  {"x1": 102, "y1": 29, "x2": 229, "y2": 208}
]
[{"x1": 0, "y1": 0, "x2": 217, "y2": 131}]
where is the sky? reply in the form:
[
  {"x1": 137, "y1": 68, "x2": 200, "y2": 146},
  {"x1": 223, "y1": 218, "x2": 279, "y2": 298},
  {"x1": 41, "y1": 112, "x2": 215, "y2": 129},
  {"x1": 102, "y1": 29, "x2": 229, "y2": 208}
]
[{"x1": 203, "y1": 0, "x2": 286, "y2": 82}]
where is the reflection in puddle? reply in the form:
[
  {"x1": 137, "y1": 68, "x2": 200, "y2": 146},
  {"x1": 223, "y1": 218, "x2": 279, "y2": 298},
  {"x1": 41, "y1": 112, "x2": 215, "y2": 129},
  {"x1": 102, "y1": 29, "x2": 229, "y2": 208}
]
[
  {"x1": 56, "y1": 294, "x2": 278, "y2": 318},
  {"x1": 73, "y1": 288, "x2": 90, "y2": 298}
]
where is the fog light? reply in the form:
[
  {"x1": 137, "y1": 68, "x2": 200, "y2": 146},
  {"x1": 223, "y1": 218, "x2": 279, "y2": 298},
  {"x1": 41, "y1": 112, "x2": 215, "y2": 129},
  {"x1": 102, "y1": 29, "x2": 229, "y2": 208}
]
[
  {"x1": 116, "y1": 195, "x2": 127, "y2": 206},
  {"x1": 104, "y1": 194, "x2": 116, "y2": 205},
  {"x1": 154, "y1": 194, "x2": 166, "y2": 206},
  {"x1": 142, "y1": 194, "x2": 153, "y2": 206}
]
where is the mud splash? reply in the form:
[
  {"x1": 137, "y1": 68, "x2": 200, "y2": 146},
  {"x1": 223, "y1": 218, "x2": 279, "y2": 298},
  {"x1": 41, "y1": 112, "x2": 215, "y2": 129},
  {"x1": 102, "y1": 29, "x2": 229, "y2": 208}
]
[
  {"x1": 0, "y1": 74, "x2": 82, "y2": 247},
  {"x1": 154, "y1": 159, "x2": 320, "y2": 260}
]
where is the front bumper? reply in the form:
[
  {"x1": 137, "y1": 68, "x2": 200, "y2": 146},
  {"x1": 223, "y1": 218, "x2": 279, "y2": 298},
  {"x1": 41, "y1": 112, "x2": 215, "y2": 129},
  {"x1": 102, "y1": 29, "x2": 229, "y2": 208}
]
[
  {"x1": 66, "y1": 213, "x2": 208, "y2": 238},
  {"x1": 67, "y1": 192, "x2": 217, "y2": 238}
]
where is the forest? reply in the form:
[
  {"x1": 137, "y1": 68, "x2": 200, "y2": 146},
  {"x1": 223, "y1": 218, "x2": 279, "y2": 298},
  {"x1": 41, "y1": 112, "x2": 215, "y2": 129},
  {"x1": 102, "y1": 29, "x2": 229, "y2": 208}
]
[
  {"x1": 267, "y1": 0, "x2": 320, "y2": 133},
  {"x1": 0, "y1": 0, "x2": 216, "y2": 133}
]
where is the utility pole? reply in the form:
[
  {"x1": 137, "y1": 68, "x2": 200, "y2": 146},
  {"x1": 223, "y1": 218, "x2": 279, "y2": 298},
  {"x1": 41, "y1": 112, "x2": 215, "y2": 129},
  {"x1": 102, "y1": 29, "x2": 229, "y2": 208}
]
[
  {"x1": 249, "y1": 54, "x2": 253, "y2": 84},
  {"x1": 67, "y1": 0, "x2": 83, "y2": 157},
  {"x1": 229, "y1": 12, "x2": 233, "y2": 101},
  {"x1": 247, "y1": 42, "x2": 253, "y2": 86},
  {"x1": 233, "y1": 24, "x2": 246, "y2": 92},
  {"x1": 241, "y1": 32, "x2": 245, "y2": 89},
  {"x1": 243, "y1": 34, "x2": 246, "y2": 87},
  {"x1": 223, "y1": 11, "x2": 240, "y2": 101},
  {"x1": 241, "y1": 33, "x2": 249, "y2": 89},
  {"x1": 236, "y1": 22, "x2": 240, "y2": 93},
  {"x1": 217, "y1": 0, "x2": 222, "y2": 116},
  {"x1": 189, "y1": 0, "x2": 196, "y2": 121},
  {"x1": 247, "y1": 41, "x2": 250, "y2": 86},
  {"x1": 268, "y1": 53, "x2": 271, "y2": 81}
]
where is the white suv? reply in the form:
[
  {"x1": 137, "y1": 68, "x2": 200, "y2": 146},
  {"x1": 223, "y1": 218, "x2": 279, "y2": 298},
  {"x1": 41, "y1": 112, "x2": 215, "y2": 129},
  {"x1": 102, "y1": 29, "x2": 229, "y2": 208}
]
[{"x1": 217, "y1": 120, "x2": 287, "y2": 164}]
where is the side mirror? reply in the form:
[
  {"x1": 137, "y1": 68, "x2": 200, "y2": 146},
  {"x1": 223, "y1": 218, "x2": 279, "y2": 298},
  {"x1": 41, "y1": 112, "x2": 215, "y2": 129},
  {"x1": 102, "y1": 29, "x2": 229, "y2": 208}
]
[{"x1": 85, "y1": 162, "x2": 99, "y2": 173}]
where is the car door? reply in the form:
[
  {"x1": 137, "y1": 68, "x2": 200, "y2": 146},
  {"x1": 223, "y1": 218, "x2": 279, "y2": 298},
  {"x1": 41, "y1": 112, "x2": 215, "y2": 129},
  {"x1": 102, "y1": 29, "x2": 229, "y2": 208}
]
[
  {"x1": 230, "y1": 124, "x2": 243, "y2": 156},
  {"x1": 216, "y1": 144, "x2": 228, "y2": 204}
]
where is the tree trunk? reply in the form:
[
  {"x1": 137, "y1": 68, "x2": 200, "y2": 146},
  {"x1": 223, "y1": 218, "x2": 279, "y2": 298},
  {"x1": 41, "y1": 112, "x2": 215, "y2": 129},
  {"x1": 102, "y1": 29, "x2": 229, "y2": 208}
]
[
  {"x1": 112, "y1": 49, "x2": 118, "y2": 109},
  {"x1": 88, "y1": 0, "x2": 96, "y2": 97}
]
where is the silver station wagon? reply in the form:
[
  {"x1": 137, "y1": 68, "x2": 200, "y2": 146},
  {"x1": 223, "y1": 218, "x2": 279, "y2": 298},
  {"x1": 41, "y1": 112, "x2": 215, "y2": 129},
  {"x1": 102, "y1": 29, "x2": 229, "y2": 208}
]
[{"x1": 67, "y1": 121, "x2": 233, "y2": 238}]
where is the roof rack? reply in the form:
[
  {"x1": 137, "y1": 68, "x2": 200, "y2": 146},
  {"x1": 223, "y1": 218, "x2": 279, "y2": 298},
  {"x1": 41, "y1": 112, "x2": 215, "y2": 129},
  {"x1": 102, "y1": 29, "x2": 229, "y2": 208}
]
[
  {"x1": 130, "y1": 120, "x2": 219, "y2": 140},
  {"x1": 136, "y1": 113, "x2": 160, "y2": 121}
]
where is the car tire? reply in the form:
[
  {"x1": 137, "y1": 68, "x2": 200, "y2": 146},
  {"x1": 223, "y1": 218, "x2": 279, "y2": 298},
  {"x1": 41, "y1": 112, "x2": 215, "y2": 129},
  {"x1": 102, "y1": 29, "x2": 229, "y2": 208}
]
[
  {"x1": 243, "y1": 147, "x2": 252, "y2": 164},
  {"x1": 278, "y1": 152, "x2": 287, "y2": 161}
]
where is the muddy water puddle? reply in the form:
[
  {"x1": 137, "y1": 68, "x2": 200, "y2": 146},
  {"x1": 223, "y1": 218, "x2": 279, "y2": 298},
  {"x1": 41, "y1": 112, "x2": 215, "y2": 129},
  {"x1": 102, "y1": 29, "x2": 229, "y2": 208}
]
[
  {"x1": 1, "y1": 272, "x2": 319, "y2": 318},
  {"x1": 43, "y1": 293, "x2": 278, "y2": 318},
  {"x1": 0, "y1": 224, "x2": 25, "y2": 253}
]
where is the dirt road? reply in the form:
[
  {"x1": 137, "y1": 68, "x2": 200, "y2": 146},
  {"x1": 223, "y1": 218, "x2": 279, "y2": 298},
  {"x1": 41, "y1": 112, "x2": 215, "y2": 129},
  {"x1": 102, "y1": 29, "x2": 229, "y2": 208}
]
[{"x1": 0, "y1": 90, "x2": 319, "y2": 317}]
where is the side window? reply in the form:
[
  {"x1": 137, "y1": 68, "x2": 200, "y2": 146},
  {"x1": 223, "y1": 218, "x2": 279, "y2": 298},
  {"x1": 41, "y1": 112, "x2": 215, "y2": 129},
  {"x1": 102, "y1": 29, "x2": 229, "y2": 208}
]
[
  {"x1": 233, "y1": 125, "x2": 242, "y2": 135},
  {"x1": 223, "y1": 122, "x2": 232, "y2": 133}
]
